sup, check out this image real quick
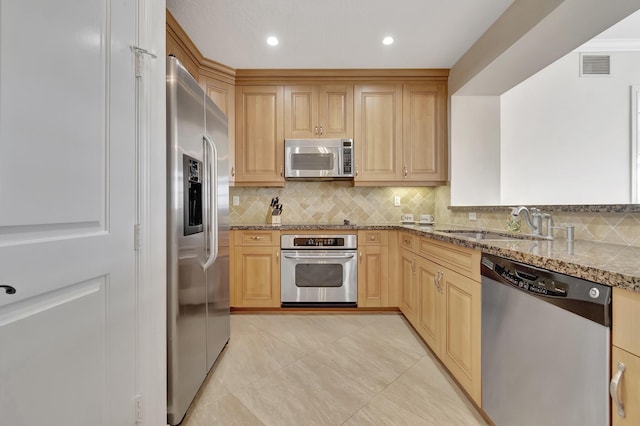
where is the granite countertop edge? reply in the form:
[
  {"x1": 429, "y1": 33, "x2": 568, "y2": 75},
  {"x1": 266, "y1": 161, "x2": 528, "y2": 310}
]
[{"x1": 230, "y1": 223, "x2": 640, "y2": 293}]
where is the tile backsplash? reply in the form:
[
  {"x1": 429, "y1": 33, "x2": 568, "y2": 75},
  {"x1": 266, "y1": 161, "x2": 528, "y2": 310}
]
[
  {"x1": 230, "y1": 182, "x2": 435, "y2": 225},
  {"x1": 230, "y1": 183, "x2": 640, "y2": 247}
]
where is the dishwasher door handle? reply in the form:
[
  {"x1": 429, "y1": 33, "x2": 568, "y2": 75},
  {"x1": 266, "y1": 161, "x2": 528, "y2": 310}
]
[{"x1": 610, "y1": 362, "x2": 626, "y2": 418}]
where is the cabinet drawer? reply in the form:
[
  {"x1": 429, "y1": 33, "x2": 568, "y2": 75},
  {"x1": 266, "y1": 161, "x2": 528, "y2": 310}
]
[
  {"x1": 234, "y1": 230, "x2": 279, "y2": 246},
  {"x1": 613, "y1": 287, "x2": 640, "y2": 355},
  {"x1": 418, "y1": 237, "x2": 480, "y2": 281},
  {"x1": 359, "y1": 230, "x2": 388, "y2": 245},
  {"x1": 399, "y1": 232, "x2": 416, "y2": 252}
]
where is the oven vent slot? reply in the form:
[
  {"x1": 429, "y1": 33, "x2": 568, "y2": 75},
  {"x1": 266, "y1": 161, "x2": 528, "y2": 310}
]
[{"x1": 580, "y1": 54, "x2": 610, "y2": 76}]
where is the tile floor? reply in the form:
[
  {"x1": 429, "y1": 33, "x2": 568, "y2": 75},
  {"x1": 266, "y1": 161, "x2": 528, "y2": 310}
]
[{"x1": 182, "y1": 313, "x2": 487, "y2": 426}]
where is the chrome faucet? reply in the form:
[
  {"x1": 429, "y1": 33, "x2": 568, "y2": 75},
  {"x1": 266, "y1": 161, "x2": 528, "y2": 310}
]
[
  {"x1": 513, "y1": 207, "x2": 575, "y2": 242},
  {"x1": 511, "y1": 206, "x2": 542, "y2": 236}
]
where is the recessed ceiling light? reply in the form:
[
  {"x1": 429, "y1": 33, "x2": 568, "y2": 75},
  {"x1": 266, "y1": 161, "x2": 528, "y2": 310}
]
[
  {"x1": 267, "y1": 36, "x2": 279, "y2": 46},
  {"x1": 382, "y1": 36, "x2": 394, "y2": 45}
]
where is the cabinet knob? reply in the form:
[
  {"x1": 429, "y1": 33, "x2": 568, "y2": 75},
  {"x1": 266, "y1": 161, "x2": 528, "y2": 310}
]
[
  {"x1": 403, "y1": 165, "x2": 408, "y2": 178},
  {"x1": 315, "y1": 126, "x2": 318, "y2": 136},
  {"x1": 231, "y1": 167, "x2": 235, "y2": 178},
  {"x1": 370, "y1": 235, "x2": 376, "y2": 241},
  {"x1": 280, "y1": 165, "x2": 283, "y2": 177},
  {"x1": 320, "y1": 125, "x2": 324, "y2": 136},
  {"x1": 276, "y1": 251, "x2": 279, "y2": 263},
  {"x1": 355, "y1": 165, "x2": 358, "y2": 177}
]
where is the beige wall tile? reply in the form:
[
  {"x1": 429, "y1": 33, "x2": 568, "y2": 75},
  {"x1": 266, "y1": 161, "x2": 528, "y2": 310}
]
[{"x1": 231, "y1": 183, "x2": 640, "y2": 246}]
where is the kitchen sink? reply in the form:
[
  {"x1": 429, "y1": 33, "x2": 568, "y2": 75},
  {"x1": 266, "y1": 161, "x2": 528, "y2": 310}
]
[{"x1": 438, "y1": 230, "x2": 521, "y2": 241}]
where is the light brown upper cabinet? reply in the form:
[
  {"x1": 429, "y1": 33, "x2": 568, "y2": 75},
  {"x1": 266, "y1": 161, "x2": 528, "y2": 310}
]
[
  {"x1": 402, "y1": 83, "x2": 447, "y2": 183},
  {"x1": 284, "y1": 85, "x2": 353, "y2": 139},
  {"x1": 200, "y1": 74, "x2": 236, "y2": 183},
  {"x1": 235, "y1": 86, "x2": 285, "y2": 186},
  {"x1": 354, "y1": 84, "x2": 403, "y2": 183}
]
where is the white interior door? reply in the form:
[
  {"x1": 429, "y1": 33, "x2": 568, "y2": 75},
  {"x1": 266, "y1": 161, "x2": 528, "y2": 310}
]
[{"x1": 0, "y1": 0, "x2": 137, "y2": 425}]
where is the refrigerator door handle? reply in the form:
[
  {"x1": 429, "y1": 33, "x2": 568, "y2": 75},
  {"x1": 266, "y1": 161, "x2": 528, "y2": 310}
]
[{"x1": 202, "y1": 134, "x2": 218, "y2": 270}]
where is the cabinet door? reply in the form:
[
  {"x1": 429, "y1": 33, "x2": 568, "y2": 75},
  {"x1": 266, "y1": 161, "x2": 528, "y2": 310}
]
[
  {"x1": 354, "y1": 85, "x2": 403, "y2": 182},
  {"x1": 416, "y1": 257, "x2": 442, "y2": 355},
  {"x1": 235, "y1": 86, "x2": 284, "y2": 185},
  {"x1": 284, "y1": 85, "x2": 317, "y2": 139},
  {"x1": 318, "y1": 85, "x2": 353, "y2": 139},
  {"x1": 357, "y1": 245, "x2": 389, "y2": 307},
  {"x1": 403, "y1": 83, "x2": 447, "y2": 182},
  {"x1": 233, "y1": 246, "x2": 280, "y2": 307},
  {"x1": 200, "y1": 75, "x2": 236, "y2": 183},
  {"x1": 400, "y1": 249, "x2": 418, "y2": 326},
  {"x1": 611, "y1": 347, "x2": 640, "y2": 426},
  {"x1": 441, "y1": 268, "x2": 481, "y2": 404}
]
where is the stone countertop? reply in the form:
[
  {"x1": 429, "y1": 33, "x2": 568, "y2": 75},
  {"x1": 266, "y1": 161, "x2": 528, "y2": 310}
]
[{"x1": 230, "y1": 223, "x2": 640, "y2": 292}]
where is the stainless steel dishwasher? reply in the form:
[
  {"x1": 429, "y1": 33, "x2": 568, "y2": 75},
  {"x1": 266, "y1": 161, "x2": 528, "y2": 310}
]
[{"x1": 481, "y1": 254, "x2": 611, "y2": 426}]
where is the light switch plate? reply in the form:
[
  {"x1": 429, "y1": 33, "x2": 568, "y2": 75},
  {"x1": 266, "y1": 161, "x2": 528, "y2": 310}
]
[
  {"x1": 394, "y1": 196, "x2": 401, "y2": 207},
  {"x1": 232, "y1": 195, "x2": 240, "y2": 206},
  {"x1": 469, "y1": 212, "x2": 477, "y2": 221}
]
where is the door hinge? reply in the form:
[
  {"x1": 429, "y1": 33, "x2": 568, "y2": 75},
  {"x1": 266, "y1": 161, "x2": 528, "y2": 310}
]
[
  {"x1": 135, "y1": 395, "x2": 143, "y2": 423},
  {"x1": 134, "y1": 224, "x2": 143, "y2": 251},
  {"x1": 131, "y1": 45, "x2": 157, "y2": 78}
]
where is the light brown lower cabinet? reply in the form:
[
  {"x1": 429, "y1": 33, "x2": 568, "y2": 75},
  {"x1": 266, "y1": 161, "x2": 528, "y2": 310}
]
[
  {"x1": 399, "y1": 248, "x2": 419, "y2": 325},
  {"x1": 231, "y1": 230, "x2": 281, "y2": 307},
  {"x1": 611, "y1": 287, "x2": 640, "y2": 425},
  {"x1": 357, "y1": 232, "x2": 390, "y2": 307},
  {"x1": 400, "y1": 234, "x2": 481, "y2": 405}
]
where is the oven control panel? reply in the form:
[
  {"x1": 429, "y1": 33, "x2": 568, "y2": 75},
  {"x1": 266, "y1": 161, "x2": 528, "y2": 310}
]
[{"x1": 281, "y1": 234, "x2": 357, "y2": 249}]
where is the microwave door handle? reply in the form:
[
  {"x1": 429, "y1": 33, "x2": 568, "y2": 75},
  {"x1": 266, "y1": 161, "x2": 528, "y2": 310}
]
[{"x1": 202, "y1": 134, "x2": 218, "y2": 270}]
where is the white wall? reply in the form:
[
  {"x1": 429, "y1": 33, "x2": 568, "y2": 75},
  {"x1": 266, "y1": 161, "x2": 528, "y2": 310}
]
[
  {"x1": 500, "y1": 50, "x2": 639, "y2": 204},
  {"x1": 450, "y1": 96, "x2": 502, "y2": 205}
]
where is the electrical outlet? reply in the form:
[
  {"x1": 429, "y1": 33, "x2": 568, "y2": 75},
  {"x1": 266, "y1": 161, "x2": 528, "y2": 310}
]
[
  {"x1": 469, "y1": 212, "x2": 477, "y2": 221},
  {"x1": 232, "y1": 195, "x2": 240, "y2": 206},
  {"x1": 394, "y1": 195, "x2": 401, "y2": 207}
]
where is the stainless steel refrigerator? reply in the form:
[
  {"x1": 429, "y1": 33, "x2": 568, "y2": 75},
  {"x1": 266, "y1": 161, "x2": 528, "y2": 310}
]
[{"x1": 166, "y1": 56, "x2": 230, "y2": 426}]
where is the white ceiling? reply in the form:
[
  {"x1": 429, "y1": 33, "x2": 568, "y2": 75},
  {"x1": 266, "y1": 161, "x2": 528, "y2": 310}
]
[{"x1": 167, "y1": 0, "x2": 516, "y2": 69}]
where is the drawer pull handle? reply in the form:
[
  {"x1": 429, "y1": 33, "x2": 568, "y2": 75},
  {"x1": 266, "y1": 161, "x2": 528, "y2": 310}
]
[
  {"x1": 610, "y1": 362, "x2": 626, "y2": 418},
  {"x1": 250, "y1": 236, "x2": 265, "y2": 240}
]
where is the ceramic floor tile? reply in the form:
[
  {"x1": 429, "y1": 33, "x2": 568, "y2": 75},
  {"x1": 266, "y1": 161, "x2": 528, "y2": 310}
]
[
  {"x1": 183, "y1": 393, "x2": 265, "y2": 426},
  {"x1": 233, "y1": 356, "x2": 373, "y2": 426},
  {"x1": 342, "y1": 394, "x2": 438, "y2": 426},
  {"x1": 212, "y1": 326, "x2": 307, "y2": 392},
  {"x1": 186, "y1": 314, "x2": 486, "y2": 426},
  {"x1": 306, "y1": 331, "x2": 422, "y2": 394},
  {"x1": 381, "y1": 357, "x2": 487, "y2": 425}
]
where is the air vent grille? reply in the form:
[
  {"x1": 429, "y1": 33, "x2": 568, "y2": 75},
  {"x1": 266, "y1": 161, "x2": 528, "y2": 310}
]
[{"x1": 581, "y1": 54, "x2": 610, "y2": 76}]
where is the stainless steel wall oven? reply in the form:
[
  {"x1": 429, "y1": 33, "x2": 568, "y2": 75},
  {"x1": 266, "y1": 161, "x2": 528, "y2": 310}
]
[{"x1": 281, "y1": 234, "x2": 357, "y2": 307}]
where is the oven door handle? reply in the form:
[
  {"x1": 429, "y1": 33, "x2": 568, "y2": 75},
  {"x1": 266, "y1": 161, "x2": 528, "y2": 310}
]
[{"x1": 283, "y1": 254, "x2": 355, "y2": 260}]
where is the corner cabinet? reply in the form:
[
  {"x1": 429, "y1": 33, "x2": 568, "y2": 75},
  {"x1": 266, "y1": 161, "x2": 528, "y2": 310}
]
[
  {"x1": 235, "y1": 86, "x2": 285, "y2": 186},
  {"x1": 200, "y1": 74, "x2": 236, "y2": 184},
  {"x1": 284, "y1": 85, "x2": 353, "y2": 139},
  {"x1": 611, "y1": 287, "x2": 640, "y2": 425},
  {"x1": 357, "y1": 230, "x2": 389, "y2": 307},
  {"x1": 231, "y1": 230, "x2": 281, "y2": 307}
]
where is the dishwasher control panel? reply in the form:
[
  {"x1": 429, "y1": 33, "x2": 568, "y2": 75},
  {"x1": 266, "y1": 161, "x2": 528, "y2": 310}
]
[{"x1": 493, "y1": 263, "x2": 569, "y2": 297}]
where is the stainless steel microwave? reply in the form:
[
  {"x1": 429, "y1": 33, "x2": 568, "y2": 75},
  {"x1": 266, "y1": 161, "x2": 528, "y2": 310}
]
[{"x1": 284, "y1": 138, "x2": 354, "y2": 179}]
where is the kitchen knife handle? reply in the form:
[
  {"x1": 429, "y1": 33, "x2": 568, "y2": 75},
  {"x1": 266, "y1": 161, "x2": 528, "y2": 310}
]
[
  {"x1": 610, "y1": 362, "x2": 626, "y2": 418},
  {"x1": 203, "y1": 134, "x2": 218, "y2": 270}
]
